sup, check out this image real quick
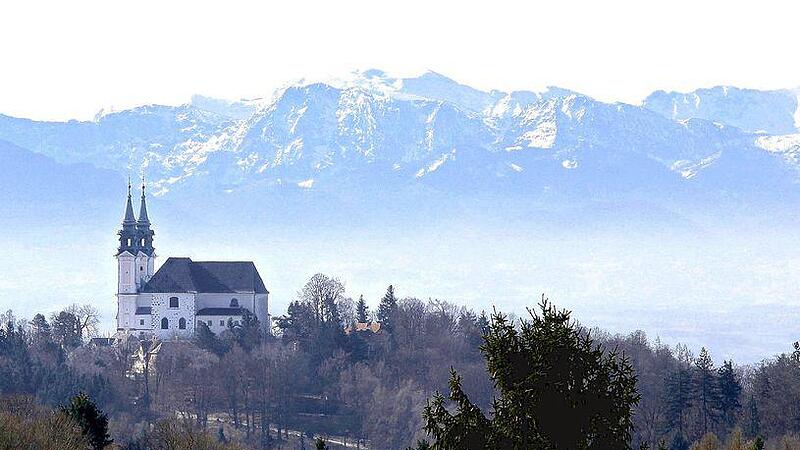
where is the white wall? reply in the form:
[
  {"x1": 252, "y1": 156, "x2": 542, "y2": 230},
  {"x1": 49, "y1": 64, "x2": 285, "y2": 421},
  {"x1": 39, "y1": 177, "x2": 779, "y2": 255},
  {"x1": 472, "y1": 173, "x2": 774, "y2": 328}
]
[
  {"x1": 195, "y1": 292, "x2": 270, "y2": 333},
  {"x1": 134, "y1": 252, "x2": 155, "y2": 290},
  {"x1": 195, "y1": 292, "x2": 254, "y2": 310},
  {"x1": 116, "y1": 293, "x2": 138, "y2": 331},
  {"x1": 151, "y1": 293, "x2": 195, "y2": 339},
  {"x1": 117, "y1": 253, "x2": 136, "y2": 294},
  {"x1": 195, "y1": 315, "x2": 243, "y2": 333},
  {"x1": 254, "y1": 293, "x2": 269, "y2": 333}
]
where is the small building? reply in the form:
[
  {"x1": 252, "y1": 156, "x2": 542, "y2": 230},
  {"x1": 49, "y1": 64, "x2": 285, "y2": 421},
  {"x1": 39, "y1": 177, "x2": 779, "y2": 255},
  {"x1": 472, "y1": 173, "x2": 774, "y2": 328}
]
[{"x1": 344, "y1": 322, "x2": 382, "y2": 335}]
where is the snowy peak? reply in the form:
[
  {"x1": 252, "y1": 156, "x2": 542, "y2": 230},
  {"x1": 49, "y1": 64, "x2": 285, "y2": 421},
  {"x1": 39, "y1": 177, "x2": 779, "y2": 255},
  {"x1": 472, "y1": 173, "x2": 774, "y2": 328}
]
[
  {"x1": 643, "y1": 86, "x2": 800, "y2": 134},
  {"x1": 398, "y1": 71, "x2": 502, "y2": 113},
  {"x1": 1, "y1": 70, "x2": 799, "y2": 201},
  {"x1": 190, "y1": 95, "x2": 263, "y2": 120}
]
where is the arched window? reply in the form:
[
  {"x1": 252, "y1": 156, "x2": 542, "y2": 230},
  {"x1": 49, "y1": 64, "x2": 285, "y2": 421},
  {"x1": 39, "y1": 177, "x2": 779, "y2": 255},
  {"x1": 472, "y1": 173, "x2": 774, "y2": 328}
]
[
  {"x1": 161, "y1": 318, "x2": 169, "y2": 329},
  {"x1": 179, "y1": 318, "x2": 186, "y2": 329},
  {"x1": 230, "y1": 298, "x2": 239, "y2": 307},
  {"x1": 169, "y1": 297, "x2": 179, "y2": 308}
]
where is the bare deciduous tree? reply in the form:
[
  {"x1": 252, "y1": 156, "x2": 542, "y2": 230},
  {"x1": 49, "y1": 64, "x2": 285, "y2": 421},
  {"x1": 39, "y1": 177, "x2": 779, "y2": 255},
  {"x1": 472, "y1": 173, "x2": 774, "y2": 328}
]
[
  {"x1": 299, "y1": 273, "x2": 346, "y2": 324},
  {"x1": 66, "y1": 303, "x2": 100, "y2": 340}
]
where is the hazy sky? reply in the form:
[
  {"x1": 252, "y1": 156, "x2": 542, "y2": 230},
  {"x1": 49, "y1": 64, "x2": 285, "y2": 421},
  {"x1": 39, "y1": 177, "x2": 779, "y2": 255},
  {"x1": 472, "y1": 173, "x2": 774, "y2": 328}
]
[{"x1": 1, "y1": 0, "x2": 798, "y2": 121}]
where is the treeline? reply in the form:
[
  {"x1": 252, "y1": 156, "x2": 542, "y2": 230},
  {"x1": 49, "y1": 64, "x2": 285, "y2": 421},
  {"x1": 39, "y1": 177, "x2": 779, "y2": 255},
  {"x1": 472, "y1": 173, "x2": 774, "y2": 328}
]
[
  {"x1": 598, "y1": 329, "x2": 800, "y2": 449},
  {"x1": 2, "y1": 274, "x2": 800, "y2": 449}
]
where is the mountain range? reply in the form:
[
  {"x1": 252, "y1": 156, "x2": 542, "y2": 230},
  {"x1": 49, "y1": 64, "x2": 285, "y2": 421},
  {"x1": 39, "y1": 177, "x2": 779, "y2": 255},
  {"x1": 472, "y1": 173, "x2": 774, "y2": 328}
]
[
  {"x1": 1, "y1": 70, "x2": 800, "y2": 362},
  {"x1": 1, "y1": 70, "x2": 797, "y2": 201}
]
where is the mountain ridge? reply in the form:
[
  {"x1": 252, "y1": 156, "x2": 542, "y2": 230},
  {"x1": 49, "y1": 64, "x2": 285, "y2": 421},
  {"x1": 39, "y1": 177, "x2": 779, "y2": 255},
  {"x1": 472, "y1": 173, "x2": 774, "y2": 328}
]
[{"x1": 0, "y1": 70, "x2": 798, "y2": 205}]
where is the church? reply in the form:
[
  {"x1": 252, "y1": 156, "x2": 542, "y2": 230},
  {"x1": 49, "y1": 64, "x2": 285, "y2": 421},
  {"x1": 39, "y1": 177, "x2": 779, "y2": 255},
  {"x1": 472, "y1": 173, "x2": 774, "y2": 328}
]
[{"x1": 115, "y1": 182, "x2": 270, "y2": 339}]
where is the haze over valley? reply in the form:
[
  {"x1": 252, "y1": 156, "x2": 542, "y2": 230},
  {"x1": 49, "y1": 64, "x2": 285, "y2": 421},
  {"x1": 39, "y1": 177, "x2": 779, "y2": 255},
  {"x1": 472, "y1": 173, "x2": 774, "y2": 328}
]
[{"x1": 2, "y1": 70, "x2": 800, "y2": 362}]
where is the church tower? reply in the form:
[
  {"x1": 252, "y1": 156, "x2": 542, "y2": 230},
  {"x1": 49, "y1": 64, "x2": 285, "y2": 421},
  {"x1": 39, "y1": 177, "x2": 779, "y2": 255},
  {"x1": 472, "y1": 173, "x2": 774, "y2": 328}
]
[
  {"x1": 134, "y1": 179, "x2": 156, "y2": 290},
  {"x1": 117, "y1": 180, "x2": 138, "y2": 294},
  {"x1": 116, "y1": 179, "x2": 157, "y2": 332}
]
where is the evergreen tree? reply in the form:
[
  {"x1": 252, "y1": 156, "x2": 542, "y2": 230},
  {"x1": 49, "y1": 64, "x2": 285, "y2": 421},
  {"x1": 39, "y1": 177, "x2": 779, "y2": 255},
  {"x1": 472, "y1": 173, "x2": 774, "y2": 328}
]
[
  {"x1": 420, "y1": 299, "x2": 639, "y2": 449},
  {"x1": 59, "y1": 392, "x2": 113, "y2": 450},
  {"x1": 29, "y1": 314, "x2": 52, "y2": 341},
  {"x1": 194, "y1": 321, "x2": 230, "y2": 356},
  {"x1": 356, "y1": 295, "x2": 369, "y2": 323},
  {"x1": 669, "y1": 434, "x2": 689, "y2": 450},
  {"x1": 457, "y1": 310, "x2": 483, "y2": 350},
  {"x1": 228, "y1": 309, "x2": 262, "y2": 352},
  {"x1": 746, "y1": 395, "x2": 760, "y2": 439},
  {"x1": 717, "y1": 360, "x2": 742, "y2": 428},
  {"x1": 476, "y1": 311, "x2": 490, "y2": 336},
  {"x1": 274, "y1": 301, "x2": 317, "y2": 349},
  {"x1": 665, "y1": 364, "x2": 692, "y2": 439},
  {"x1": 692, "y1": 347, "x2": 721, "y2": 436},
  {"x1": 315, "y1": 438, "x2": 329, "y2": 450},
  {"x1": 377, "y1": 285, "x2": 398, "y2": 333},
  {"x1": 51, "y1": 311, "x2": 82, "y2": 348},
  {"x1": 408, "y1": 440, "x2": 431, "y2": 450},
  {"x1": 0, "y1": 317, "x2": 35, "y2": 394}
]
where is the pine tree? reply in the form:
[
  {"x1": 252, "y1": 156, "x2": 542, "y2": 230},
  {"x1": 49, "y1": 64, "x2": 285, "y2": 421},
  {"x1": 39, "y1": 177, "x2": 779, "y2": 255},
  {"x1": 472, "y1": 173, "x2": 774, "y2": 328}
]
[
  {"x1": 230, "y1": 309, "x2": 262, "y2": 352},
  {"x1": 717, "y1": 360, "x2": 742, "y2": 428},
  {"x1": 420, "y1": 299, "x2": 639, "y2": 449},
  {"x1": 51, "y1": 311, "x2": 82, "y2": 348},
  {"x1": 669, "y1": 434, "x2": 689, "y2": 450},
  {"x1": 59, "y1": 392, "x2": 113, "y2": 450},
  {"x1": 274, "y1": 301, "x2": 317, "y2": 348},
  {"x1": 457, "y1": 310, "x2": 483, "y2": 349},
  {"x1": 29, "y1": 313, "x2": 52, "y2": 341},
  {"x1": 746, "y1": 395, "x2": 760, "y2": 439},
  {"x1": 408, "y1": 440, "x2": 432, "y2": 450},
  {"x1": 356, "y1": 295, "x2": 369, "y2": 323},
  {"x1": 194, "y1": 321, "x2": 229, "y2": 356},
  {"x1": 693, "y1": 347, "x2": 721, "y2": 436},
  {"x1": 665, "y1": 363, "x2": 692, "y2": 438},
  {"x1": 476, "y1": 311, "x2": 490, "y2": 336},
  {"x1": 377, "y1": 285, "x2": 398, "y2": 333}
]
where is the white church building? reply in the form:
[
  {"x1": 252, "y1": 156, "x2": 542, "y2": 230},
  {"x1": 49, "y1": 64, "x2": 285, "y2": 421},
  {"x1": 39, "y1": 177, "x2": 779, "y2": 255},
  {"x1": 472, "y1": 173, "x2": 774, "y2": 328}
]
[{"x1": 115, "y1": 182, "x2": 269, "y2": 339}]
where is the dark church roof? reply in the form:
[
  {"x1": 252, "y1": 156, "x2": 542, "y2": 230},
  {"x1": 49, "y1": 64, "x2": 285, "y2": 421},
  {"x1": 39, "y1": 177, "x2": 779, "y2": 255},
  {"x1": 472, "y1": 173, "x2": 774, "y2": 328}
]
[{"x1": 141, "y1": 257, "x2": 268, "y2": 294}]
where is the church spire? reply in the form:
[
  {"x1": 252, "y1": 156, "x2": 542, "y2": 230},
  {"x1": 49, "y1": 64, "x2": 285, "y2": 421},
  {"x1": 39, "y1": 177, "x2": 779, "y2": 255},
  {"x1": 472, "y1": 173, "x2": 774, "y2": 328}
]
[
  {"x1": 137, "y1": 176, "x2": 150, "y2": 226},
  {"x1": 123, "y1": 177, "x2": 136, "y2": 225},
  {"x1": 135, "y1": 175, "x2": 155, "y2": 256},
  {"x1": 117, "y1": 178, "x2": 138, "y2": 255}
]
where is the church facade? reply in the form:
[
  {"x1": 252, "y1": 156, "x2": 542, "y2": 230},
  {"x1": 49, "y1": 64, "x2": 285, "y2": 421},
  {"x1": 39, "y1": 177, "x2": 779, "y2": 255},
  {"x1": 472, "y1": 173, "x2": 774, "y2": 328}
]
[{"x1": 115, "y1": 183, "x2": 269, "y2": 339}]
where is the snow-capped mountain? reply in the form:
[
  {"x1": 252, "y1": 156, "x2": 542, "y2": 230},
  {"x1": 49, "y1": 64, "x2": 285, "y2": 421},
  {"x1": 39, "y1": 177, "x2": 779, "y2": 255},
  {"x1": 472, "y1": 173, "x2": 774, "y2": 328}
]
[
  {"x1": 0, "y1": 70, "x2": 798, "y2": 217},
  {"x1": 643, "y1": 86, "x2": 800, "y2": 135}
]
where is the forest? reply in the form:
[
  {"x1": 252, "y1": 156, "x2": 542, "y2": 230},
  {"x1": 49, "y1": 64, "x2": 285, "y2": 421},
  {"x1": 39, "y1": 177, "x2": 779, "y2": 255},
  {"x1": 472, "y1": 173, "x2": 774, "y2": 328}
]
[{"x1": 2, "y1": 273, "x2": 800, "y2": 449}]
